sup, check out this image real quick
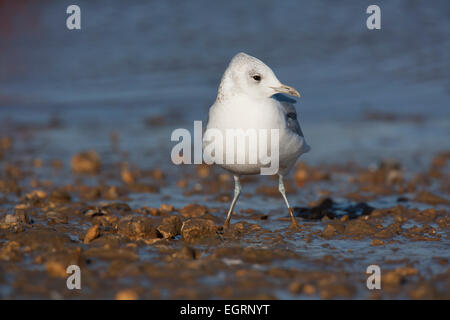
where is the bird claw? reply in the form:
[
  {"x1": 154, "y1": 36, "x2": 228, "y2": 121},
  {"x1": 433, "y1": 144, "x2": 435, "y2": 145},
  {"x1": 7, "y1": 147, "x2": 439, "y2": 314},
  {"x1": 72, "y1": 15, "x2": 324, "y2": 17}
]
[
  {"x1": 222, "y1": 221, "x2": 231, "y2": 231},
  {"x1": 289, "y1": 219, "x2": 302, "y2": 231},
  {"x1": 288, "y1": 208, "x2": 302, "y2": 231}
]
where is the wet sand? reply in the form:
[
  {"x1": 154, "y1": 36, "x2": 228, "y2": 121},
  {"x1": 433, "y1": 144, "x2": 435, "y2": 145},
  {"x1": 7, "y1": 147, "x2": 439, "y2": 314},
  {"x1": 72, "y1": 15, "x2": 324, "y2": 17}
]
[{"x1": 0, "y1": 122, "x2": 448, "y2": 300}]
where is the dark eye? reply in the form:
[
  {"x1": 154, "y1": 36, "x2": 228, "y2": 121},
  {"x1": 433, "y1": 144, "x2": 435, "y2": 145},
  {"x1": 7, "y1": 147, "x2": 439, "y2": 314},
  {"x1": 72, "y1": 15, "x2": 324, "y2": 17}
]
[{"x1": 252, "y1": 75, "x2": 261, "y2": 81}]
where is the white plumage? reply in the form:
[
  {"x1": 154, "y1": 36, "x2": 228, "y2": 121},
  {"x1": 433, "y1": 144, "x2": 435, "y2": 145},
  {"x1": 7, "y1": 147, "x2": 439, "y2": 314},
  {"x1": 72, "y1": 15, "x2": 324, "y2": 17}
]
[{"x1": 203, "y1": 52, "x2": 310, "y2": 229}]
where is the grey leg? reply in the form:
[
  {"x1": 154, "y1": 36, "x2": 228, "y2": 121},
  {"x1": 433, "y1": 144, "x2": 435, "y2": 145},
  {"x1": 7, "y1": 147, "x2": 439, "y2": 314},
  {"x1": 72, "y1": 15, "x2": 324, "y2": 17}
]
[
  {"x1": 224, "y1": 175, "x2": 241, "y2": 228},
  {"x1": 278, "y1": 174, "x2": 300, "y2": 228}
]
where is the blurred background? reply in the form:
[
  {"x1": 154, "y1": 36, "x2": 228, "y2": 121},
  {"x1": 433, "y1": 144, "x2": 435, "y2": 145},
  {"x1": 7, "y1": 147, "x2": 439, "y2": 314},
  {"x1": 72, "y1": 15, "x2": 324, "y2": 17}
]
[{"x1": 0, "y1": 0, "x2": 449, "y2": 169}]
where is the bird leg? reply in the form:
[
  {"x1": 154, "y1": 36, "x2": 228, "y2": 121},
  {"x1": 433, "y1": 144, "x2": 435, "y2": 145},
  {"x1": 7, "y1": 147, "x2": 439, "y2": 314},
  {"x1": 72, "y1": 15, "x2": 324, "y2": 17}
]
[
  {"x1": 224, "y1": 175, "x2": 241, "y2": 229},
  {"x1": 278, "y1": 174, "x2": 300, "y2": 229}
]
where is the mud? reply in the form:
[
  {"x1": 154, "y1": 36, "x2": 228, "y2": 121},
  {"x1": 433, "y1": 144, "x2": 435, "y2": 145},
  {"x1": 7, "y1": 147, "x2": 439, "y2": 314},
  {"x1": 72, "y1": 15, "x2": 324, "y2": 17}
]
[{"x1": 0, "y1": 122, "x2": 449, "y2": 300}]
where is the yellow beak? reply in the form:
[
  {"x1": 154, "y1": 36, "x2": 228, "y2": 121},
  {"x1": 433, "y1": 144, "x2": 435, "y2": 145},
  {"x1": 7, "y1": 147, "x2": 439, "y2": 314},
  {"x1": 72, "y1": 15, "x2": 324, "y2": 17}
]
[{"x1": 271, "y1": 84, "x2": 301, "y2": 98}]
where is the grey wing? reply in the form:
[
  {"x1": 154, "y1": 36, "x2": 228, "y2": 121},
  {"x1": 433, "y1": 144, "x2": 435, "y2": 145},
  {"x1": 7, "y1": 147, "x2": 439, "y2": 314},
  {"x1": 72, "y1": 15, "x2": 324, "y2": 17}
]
[{"x1": 273, "y1": 93, "x2": 304, "y2": 137}]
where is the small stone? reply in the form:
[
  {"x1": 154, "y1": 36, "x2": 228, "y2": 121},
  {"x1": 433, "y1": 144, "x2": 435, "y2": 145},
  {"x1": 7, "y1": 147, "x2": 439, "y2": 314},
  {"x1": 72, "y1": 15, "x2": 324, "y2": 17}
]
[
  {"x1": 157, "y1": 215, "x2": 182, "y2": 239},
  {"x1": 84, "y1": 225, "x2": 100, "y2": 244},
  {"x1": 179, "y1": 203, "x2": 208, "y2": 218},
  {"x1": 25, "y1": 190, "x2": 47, "y2": 200},
  {"x1": 84, "y1": 207, "x2": 109, "y2": 218},
  {"x1": 196, "y1": 164, "x2": 211, "y2": 178},
  {"x1": 46, "y1": 211, "x2": 68, "y2": 224},
  {"x1": 148, "y1": 207, "x2": 160, "y2": 216},
  {"x1": 137, "y1": 207, "x2": 160, "y2": 216},
  {"x1": 409, "y1": 284, "x2": 433, "y2": 299},
  {"x1": 414, "y1": 191, "x2": 449, "y2": 205},
  {"x1": 322, "y1": 224, "x2": 343, "y2": 238},
  {"x1": 181, "y1": 218, "x2": 217, "y2": 242},
  {"x1": 180, "y1": 246, "x2": 197, "y2": 260},
  {"x1": 71, "y1": 150, "x2": 101, "y2": 174},
  {"x1": 45, "y1": 261, "x2": 67, "y2": 278},
  {"x1": 370, "y1": 209, "x2": 385, "y2": 217},
  {"x1": 117, "y1": 216, "x2": 159, "y2": 240},
  {"x1": 121, "y1": 168, "x2": 135, "y2": 184},
  {"x1": 160, "y1": 203, "x2": 174, "y2": 212},
  {"x1": 370, "y1": 239, "x2": 385, "y2": 246},
  {"x1": 0, "y1": 136, "x2": 12, "y2": 150},
  {"x1": 303, "y1": 284, "x2": 316, "y2": 295},
  {"x1": 0, "y1": 241, "x2": 21, "y2": 261},
  {"x1": 344, "y1": 220, "x2": 377, "y2": 237},
  {"x1": 4, "y1": 214, "x2": 18, "y2": 224},
  {"x1": 396, "y1": 266, "x2": 418, "y2": 277},
  {"x1": 15, "y1": 204, "x2": 29, "y2": 210},
  {"x1": 417, "y1": 208, "x2": 437, "y2": 221},
  {"x1": 51, "y1": 159, "x2": 63, "y2": 169},
  {"x1": 177, "y1": 179, "x2": 188, "y2": 188},
  {"x1": 383, "y1": 271, "x2": 402, "y2": 286},
  {"x1": 150, "y1": 168, "x2": 164, "y2": 180},
  {"x1": 49, "y1": 189, "x2": 72, "y2": 203},
  {"x1": 33, "y1": 158, "x2": 43, "y2": 168},
  {"x1": 13, "y1": 209, "x2": 29, "y2": 224},
  {"x1": 115, "y1": 289, "x2": 138, "y2": 300},
  {"x1": 104, "y1": 186, "x2": 122, "y2": 200},
  {"x1": 289, "y1": 281, "x2": 302, "y2": 294}
]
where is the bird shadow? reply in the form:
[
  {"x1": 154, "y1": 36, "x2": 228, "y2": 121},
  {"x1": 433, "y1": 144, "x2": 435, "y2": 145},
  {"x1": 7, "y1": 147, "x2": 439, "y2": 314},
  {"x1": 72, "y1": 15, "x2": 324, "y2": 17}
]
[{"x1": 272, "y1": 93, "x2": 297, "y2": 104}]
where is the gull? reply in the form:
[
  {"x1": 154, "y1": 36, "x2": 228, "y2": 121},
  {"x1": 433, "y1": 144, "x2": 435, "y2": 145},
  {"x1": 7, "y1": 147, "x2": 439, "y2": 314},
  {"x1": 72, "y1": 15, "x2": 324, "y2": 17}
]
[{"x1": 203, "y1": 52, "x2": 310, "y2": 229}]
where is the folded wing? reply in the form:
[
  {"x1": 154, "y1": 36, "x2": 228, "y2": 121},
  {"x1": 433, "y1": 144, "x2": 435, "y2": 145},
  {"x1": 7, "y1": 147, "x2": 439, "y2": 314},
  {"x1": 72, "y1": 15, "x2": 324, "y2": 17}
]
[{"x1": 273, "y1": 93, "x2": 305, "y2": 138}]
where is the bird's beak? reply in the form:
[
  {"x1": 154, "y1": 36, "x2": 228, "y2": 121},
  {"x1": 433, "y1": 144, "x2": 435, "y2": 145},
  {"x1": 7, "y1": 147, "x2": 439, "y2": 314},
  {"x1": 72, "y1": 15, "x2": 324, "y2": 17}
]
[{"x1": 271, "y1": 84, "x2": 301, "y2": 98}]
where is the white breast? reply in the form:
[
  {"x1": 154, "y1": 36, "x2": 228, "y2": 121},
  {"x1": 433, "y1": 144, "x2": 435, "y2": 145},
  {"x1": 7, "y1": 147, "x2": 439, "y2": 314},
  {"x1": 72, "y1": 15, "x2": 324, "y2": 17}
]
[{"x1": 204, "y1": 96, "x2": 308, "y2": 175}]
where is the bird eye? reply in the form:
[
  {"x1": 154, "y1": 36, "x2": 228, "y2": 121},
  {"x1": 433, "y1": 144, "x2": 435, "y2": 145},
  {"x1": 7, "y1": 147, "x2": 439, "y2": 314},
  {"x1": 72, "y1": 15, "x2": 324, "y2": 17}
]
[{"x1": 252, "y1": 75, "x2": 261, "y2": 81}]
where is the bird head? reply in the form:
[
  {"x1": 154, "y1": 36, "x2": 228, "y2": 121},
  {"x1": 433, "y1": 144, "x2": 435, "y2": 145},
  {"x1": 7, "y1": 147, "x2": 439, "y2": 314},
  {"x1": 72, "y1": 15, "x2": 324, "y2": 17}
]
[{"x1": 220, "y1": 52, "x2": 300, "y2": 99}]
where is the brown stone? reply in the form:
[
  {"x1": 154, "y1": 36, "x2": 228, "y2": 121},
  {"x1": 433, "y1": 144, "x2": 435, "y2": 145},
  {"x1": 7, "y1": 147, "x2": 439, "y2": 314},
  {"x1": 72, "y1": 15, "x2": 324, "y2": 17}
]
[
  {"x1": 115, "y1": 289, "x2": 138, "y2": 300},
  {"x1": 160, "y1": 203, "x2": 174, "y2": 212},
  {"x1": 344, "y1": 219, "x2": 377, "y2": 237},
  {"x1": 45, "y1": 261, "x2": 67, "y2": 278},
  {"x1": 84, "y1": 225, "x2": 100, "y2": 244},
  {"x1": 121, "y1": 168, "x2": 135, "y2": 184},
  {"x1": 117, "y1": 216, "x2": 159, "y2": 240},
  {"x1": 322, "y1": 223, "x2": 344, "y2": 238},
  {"x1": 71, "y1": 150, "x2": 101, "y2": 174},
  {"x1": 179, "y1": 203, "x2": 208, "y2": 218},
  {"x1": 46, "y1": 211, "x2": 68, "y2": 224},
  {"x1": 370, "y1": 239, "x2": 385, "y2": 246},
  {"x1": 157, "y1": 215, "x2": 182, "y2": 239},
  {"x1": 0, "y1": 241, "x2": 21, "y2": 261},
  {"x1": 181, "y1": 218, "x2": 217, "y2": 242},
  {"x1": 49, "y1": 189, "x2": 72, "y2": 203},
  {"x1": 414, "y1": 191, "x2": 449, "y2": 205}
]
